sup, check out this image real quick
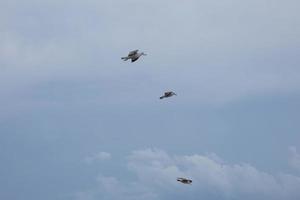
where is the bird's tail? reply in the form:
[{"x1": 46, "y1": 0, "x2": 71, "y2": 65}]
[
  {"x1": 160, "y1": 96, "x2": 165, "y2": 99},
  {"x1": 121, "y1": 57, "x2": 129, "y2": 61}
]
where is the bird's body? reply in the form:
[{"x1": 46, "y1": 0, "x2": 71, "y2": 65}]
[
  {"x1": 160, "y1": 91, "x2": 177, "y2": 99},
  {"x1": 122, "y1": 50, "x2": 146, "y2": 62},
  {"x1": 177, "y1": 178, "x2": 192, "y2": 184}
]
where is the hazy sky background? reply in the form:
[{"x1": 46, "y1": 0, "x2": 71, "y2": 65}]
[{"x1": 1, "y1": 0, "x2": 300, "y2": 199}]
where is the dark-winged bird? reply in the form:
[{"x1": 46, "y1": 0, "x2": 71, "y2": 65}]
[
  {"x1": 160, "y1": 91, "x2": 177, "y2": 99},
  {"x1": 177, "y1": 177, "x2": 192, "y2": 184},
  {"x1": 121, "y1": 50, "x2": 146, "y2": 62}
]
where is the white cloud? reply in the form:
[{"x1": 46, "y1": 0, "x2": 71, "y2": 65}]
[
  {"x1": 73, "y1": 175, "x2": 159, "y2": 200},
  {"x1": 74, "y1": 148, "x2": 300, "y2": 200},
  {"x1": 84, "y1": 152, "x2": 111, "y2": 164},
  {"x1": 289, "y1": 146, "x2": 300, "y2": 171}
]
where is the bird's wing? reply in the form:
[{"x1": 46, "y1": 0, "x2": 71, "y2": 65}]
[
  {"x1": 131, "y1": 57, "x2": 139, "y2": 62},
  {"x1": 128, "y1": 50, "x2": 138, "y2": 56}
]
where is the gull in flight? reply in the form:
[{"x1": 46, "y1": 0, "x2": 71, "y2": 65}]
[
  {"x1": 177, "y1": 177, "x2": 192, "y2": 184},
  {"x1": 160, "y1": 91, "x2": 177, "y2": 99},
  {"x1": 121, "y1": 49, "x2": 146, "y2": 62}
]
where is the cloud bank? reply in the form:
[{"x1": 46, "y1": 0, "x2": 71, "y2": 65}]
[
  {"x1": 74, "y1": 148, "x2": 300, "y2": 200},
  {"x1": 1, "y1": 0, "x2": 300, "y2": 107}
]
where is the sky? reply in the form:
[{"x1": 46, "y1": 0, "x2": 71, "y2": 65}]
[{"x1": 1, "y1": 0, "x2": 300, "y2": 199}]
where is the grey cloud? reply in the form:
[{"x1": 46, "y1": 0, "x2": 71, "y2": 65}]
[
  {"x1": 289, "y1": 146, "x2": 300, "y2": 171},
  {"x1": 1, "y1": 0, "x2": 300, "y2": 106}
]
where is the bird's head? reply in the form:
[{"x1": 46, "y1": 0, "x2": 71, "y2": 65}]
[{"x1": 141, "y1": 52, "x2": 147, "y2": 56}]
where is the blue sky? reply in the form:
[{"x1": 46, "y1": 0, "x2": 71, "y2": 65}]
[{"x1": 1, "y1": 0, "x2": 300, "y2": 199}]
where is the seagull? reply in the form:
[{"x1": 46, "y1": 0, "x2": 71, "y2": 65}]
[
  {"x1": 121, "y1": 50, "x2": 147, "y2": 62},
  {"x1": 177, "y1": 177, "x2": 192, "y2": 184},
  {"x1": 160, "y1": 91, "x2": 177, "y2": 99}
]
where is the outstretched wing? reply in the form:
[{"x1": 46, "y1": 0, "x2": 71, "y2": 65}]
[
  {"x1": 131, "y1": 57, "x2": 139, "y2": 62},
  {"x1": 128, "y1": 49, "x2": 138, "y2": 56}
]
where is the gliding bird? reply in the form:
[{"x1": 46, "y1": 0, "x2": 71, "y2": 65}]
[
  {"x1": 160, "y1": 91, "x2": 177, "y2": 99},
  {"x1": 177, "y1": 177, "x2": 192, "y2": 184},
  {"x1": 121, "y1": 50, "x2": 146, "y2": 62}
]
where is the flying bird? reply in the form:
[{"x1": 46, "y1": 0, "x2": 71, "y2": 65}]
[
  {"x1": 160, "y1": 91, "x2": 177, "y2": 99},
  {"x1": 121, "y1": 50, "x2": 146, "y2": 62},
  {"x1": 177, "y1": 177, "x2": 192, "y2": 184}
]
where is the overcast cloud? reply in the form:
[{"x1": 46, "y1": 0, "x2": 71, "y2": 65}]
[{"x1": 1, "y1": 0, "x2": 300, "y2": 200}]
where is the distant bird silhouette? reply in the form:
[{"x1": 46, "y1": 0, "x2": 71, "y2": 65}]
[
  {"x1": 160, "y1": 91, "x2": 177, "y2": 99},
  {"x1": 177, "y1": 177, "x2": 192, "y2": 184},
  {"x1": 122, "y1": 50, "x2": 146, "y2": 62}
]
